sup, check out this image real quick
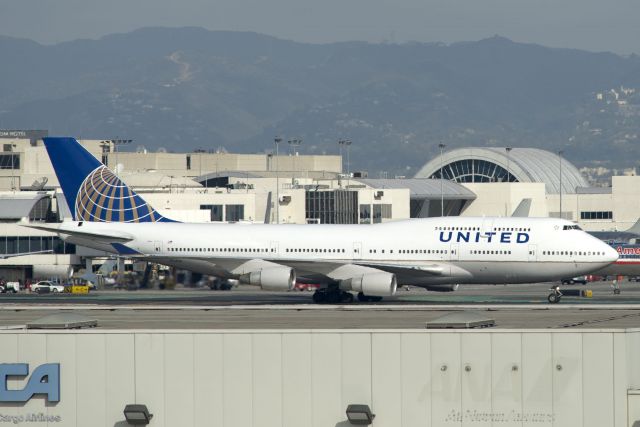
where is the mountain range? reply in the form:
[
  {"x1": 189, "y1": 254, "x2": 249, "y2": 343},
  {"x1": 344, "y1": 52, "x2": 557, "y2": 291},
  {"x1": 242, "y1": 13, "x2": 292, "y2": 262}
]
[{"x1": 1, "y1": 27, "x2": 639, "y2": 177}]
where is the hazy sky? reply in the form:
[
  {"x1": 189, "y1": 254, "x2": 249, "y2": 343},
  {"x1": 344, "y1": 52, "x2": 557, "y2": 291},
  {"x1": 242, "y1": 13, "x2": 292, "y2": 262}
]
[{"x1": 1, "y1": 0, "x2": 638, "y2": 54}]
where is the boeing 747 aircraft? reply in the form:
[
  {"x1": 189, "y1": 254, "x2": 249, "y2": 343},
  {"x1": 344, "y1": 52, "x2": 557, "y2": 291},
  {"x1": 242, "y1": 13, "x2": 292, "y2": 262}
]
[{"x1": 28, "y1": 137, "x2": 618, "y2": 303}]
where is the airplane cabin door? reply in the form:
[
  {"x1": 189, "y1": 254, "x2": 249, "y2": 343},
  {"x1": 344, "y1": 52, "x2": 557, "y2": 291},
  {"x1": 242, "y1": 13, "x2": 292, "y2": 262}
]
[
  {"x1": 450, "y1": 243, "x2": 459, "y2": 261},
  {"x1": 353, "y1": 242, "x2": 362, "y2": 260},
  {"x1": 528, "y1": 244, "x2": 537, "y2": 262},
  {"x1": 481, "y1": 217, "x2": 494, "y2": 235},
  {"x1": 270, "y1": 241, "x2": 279, "y2": 258}
]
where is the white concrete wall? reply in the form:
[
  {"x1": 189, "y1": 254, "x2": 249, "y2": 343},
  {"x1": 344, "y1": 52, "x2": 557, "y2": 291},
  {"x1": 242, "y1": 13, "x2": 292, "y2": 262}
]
[
  {"x1": 0, "y1": 329, "x2": 637, "y2": 427},
  {"x1": 461, "y1": 183, "x2": 548, "y2": 218},
  {"x1": 143, "y1": 192, "x2": 257, "y2": 222},
  {"x1": 613, "y1": 176, "x2": 640, "y2": 228}
]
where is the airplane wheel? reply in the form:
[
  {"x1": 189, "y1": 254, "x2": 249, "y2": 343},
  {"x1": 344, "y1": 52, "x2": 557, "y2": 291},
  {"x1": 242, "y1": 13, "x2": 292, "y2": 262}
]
[
  {"x1": 614, "y1": 288, "x2": 621, "y2": 295},
  {"x1": 341, "y1": 292, "x2": 354, "y2": 303},
  {"x1": 312, "y1": 291, "x2": 325, "y2": 304},
  {"x1": 547, "y1": 293, "x2": 560, "y2": 304}
]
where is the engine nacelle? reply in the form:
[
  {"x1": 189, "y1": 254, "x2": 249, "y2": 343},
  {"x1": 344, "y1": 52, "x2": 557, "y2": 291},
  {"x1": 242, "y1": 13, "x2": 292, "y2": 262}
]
[
  {"x1": 241, "y1": 267, "x2": 295, "y2": 291},
  {"x1": 340, "y1": 272, "x2": 397, "y2": 297},
  {"x1": 424, "y1": 284, "x2": 459, "y2": 292}
]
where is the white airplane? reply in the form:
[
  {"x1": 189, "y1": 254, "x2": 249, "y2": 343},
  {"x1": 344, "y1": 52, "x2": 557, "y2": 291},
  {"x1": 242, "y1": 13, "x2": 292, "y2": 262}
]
[{"x1": 28, "y1": 137, "x2": 619, "y2": 303}]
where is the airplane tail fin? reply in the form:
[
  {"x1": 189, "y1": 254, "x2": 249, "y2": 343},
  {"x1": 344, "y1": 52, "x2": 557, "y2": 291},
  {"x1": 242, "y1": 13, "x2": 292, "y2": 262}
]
[
  {"x1": 510, "y1": 198, "x2": 532, "y2": 217},
  {"x1": 43, "y1": 137, "x2": 176, "y2": 223},
  {"x1": 625, "y1": 217, "x2": 640, "y2": 235}
]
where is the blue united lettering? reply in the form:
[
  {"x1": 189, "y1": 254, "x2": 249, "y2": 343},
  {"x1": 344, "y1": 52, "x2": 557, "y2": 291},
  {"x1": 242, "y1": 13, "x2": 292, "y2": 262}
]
[{"x1": 439, "y1": 231, "x2": 530, "y2": 244}]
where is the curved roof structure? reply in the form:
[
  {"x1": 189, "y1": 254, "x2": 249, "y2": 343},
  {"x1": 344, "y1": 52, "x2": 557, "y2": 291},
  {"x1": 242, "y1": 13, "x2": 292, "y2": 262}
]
[{"x1": 414, "y1": 147, "x2": 587, "y2": 194}]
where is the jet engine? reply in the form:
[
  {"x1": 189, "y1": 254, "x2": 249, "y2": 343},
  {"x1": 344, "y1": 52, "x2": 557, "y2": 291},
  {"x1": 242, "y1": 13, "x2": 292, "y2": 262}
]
[
  {"x1": 240, "y1": 267, "x2": 296, "y2": 291},
  {"x1": 340, "y1": 272, "x2": 397, "y2": 297},
  {"x1": 424, "y1": 284, "x2": 459, "y2": 292}
]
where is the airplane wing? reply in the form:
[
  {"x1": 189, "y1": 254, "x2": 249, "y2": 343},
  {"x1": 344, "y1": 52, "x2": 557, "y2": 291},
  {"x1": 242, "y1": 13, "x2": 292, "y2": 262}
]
[
  {"x1": 282, "y1": 260, "x2": 453, "y2": 279},
  {"x1": 225, "y1": 257, "x2": 472, "y2": 284},
  {"x1": 146, "y1": 256, "x2": 471, "y2": 285}
]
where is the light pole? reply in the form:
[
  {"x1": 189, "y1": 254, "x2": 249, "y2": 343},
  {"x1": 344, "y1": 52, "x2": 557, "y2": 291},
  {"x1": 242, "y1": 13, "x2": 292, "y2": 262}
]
[
  {"x1": 274, "y1": 136, "x2": 282, "y2": 224},
  {"x1": 505, "y1": 147, "x2": 512, "y2": 216},
  {"x1": 111, "y1": 139, "x2": 132, "y2": 177},
  {"x1": 288, "y1": 138, "x2": 302, "y2": 184},
  {"x1": 338, "y1": 139, "x2": 352, "y2": 186},
  {"x1": 558, "y1": 149, "x2": 564, "y2": 219},
  {"x1": 505, "y1": 147, "x2": 512, "y2": 183},
  {"x1": 10, "y1": 143, "x2": 16, "y2": 192},
  {"x1": 438, "y1": 143, "x2": 446, "y2": 216}
]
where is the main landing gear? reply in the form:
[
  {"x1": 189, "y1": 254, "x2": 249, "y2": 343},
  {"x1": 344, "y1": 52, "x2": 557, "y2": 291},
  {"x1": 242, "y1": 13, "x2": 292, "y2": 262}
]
[
  {"x1": 357, "y1": 292, "x2": 383, "y2": 303},
  {"x1": 311, "y1": 288, "x2": 385, "y2": 304},
  {"x1": 312, "y1": 288, "x2": 354, "y2": 304},
  {"x1": 547, "y1": 285, "x2": 563, "y2": 304}
]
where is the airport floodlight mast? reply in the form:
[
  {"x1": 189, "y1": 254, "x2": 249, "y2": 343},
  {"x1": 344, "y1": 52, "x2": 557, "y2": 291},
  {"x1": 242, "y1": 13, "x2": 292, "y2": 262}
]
[
  {"x1": 505, "y1": 146, "x2": 512, "y2": 216},
  {"x1": 558, "y1": 149, "x2": 564, "y2": 219},
  {"x1": 505, "y1": 147, "x2": 512, "y2": 183},
  {"x1": 102, "y1": 139, "x2": 132, "y2": 177},
  {"x1": 338, "y1": 139, "x2": 352, "y2": 187},
  {"x1": 10, "y1": 143, "x2": 16, "y2": 192},
  {"x1": 288, "y1": 138, "x2": 302, "y2": 183},
  {"x1": 274, "y1": 136, "x2": 282, "y2": 224},
  {"x1": 439, "y1": 142, "x2": 446, "y2": 216}
]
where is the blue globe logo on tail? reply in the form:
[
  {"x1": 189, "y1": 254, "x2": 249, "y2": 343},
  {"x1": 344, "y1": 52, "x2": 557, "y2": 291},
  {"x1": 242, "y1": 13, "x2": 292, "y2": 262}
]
[
  {"x1": 43, "y1": 137, "x2": 175, "y2": 223},
  {"x1": 76, "y1": 166, "x2": 168, "y2": 222}
]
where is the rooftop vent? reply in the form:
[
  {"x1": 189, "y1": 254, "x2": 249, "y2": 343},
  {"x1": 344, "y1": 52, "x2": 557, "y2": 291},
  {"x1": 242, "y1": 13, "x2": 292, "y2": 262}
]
[
  {"x1": 27, "y1": 313, "x2": 98, "y2": 330},
  {"x1": 425, "y1": 311, "x2": 495, "y2": 329}
]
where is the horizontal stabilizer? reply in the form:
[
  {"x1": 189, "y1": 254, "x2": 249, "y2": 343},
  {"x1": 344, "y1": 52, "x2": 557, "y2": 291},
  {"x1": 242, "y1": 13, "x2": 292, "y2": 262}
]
[{"x1": 22, "y1": 223, "x2": 134, "y2": 244}]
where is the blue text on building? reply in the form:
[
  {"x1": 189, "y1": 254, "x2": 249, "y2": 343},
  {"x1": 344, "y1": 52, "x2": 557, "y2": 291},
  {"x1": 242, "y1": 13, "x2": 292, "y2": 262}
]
[{"x1": 0, "y1": 364, "x2": 60, "y2": 403}]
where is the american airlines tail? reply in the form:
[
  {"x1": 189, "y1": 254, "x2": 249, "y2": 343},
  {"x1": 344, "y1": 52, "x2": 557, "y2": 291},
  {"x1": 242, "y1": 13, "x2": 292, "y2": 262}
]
[{"x1": 43, "y1": 137, "x2": 176, "y2": 223}]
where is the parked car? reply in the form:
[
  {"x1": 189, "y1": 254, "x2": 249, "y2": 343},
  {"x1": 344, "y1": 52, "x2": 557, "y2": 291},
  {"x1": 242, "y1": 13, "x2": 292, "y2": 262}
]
[
  {"x1": 561, "y1": 276, "x2": 588, "y2": 285},
  {"x1": 629, "y1": 276, "x2": 640, "y2": 282},
  {"x1": 31, "y1": 281, "x2": 65, "y2": 294}
]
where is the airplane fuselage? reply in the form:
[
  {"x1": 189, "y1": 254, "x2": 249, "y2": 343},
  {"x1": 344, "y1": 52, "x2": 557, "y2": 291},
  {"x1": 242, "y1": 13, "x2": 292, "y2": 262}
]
[{"x1": 57, "y1": 216, "x2": 618, "y2": 287}]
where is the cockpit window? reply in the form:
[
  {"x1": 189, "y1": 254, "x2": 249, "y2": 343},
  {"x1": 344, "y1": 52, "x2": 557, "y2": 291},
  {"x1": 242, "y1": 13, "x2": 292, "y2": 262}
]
[{"x1": 562, "y1": 225, "x2": 582, "y2": 230}]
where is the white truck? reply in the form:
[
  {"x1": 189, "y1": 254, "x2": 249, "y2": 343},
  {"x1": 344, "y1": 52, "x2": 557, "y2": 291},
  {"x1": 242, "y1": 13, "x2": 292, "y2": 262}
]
[{"x1": 0, "y1": 281, "x2": 20, "y2": 293}]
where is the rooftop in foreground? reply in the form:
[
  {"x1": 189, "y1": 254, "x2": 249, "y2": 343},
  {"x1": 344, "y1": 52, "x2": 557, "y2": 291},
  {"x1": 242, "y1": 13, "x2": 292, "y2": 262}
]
[
  {"x1": 0, "y1": 305, "x2": 639, "y2": 330},
  {"x1": 2, "y1": 282, "x2": 640, "y2": 330}
]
